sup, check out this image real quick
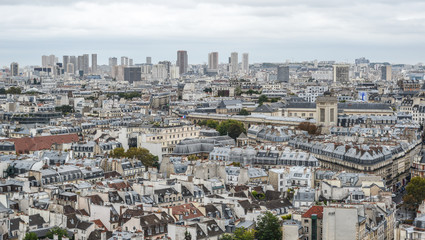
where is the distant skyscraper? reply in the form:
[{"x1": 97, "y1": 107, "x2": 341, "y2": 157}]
[
  {"x1": 146, "y1": 57, "x2": 152, "y2": 65},
  {"x1": 67, "y1": 63, "x2": 74, "y2": 74},
  {"x1": 77, "y1": 56, "x2": 84, "y2": 72},
  {"x1": 152, "y1": 64, "x2": 168, "y2": 80},
  {"x1": 121, "y1": 56, "x2": 129, "y2": 66},
  {"x1": 277, "y1": 65, "x2": 290, "y2": 82},
  {"x1": 230, "y1": 52, "x2": 238, "y2": 73},
  {"x1": 208, "y1": 52, "x2": 219, "y2": 70},
  {"x1": 355, "y1": 57, "x2": 370, "y2": 65},
  {"x1": 381, "y1": 65, "x2": 392, "y2": 81},
  {"x1": 49, "y1": 55, "x2": 56, "y2": 66},
  {"x1": 81, "y1": 54, "x2": 89, "y2": 75},
  {"x1": 124, "y1": 67, "x2": 142, "y2": 83},
  {"x1": 10, "y1": 62, "x2": 18, "y2": 76},
  {"x1": 109, "y1": 57, "x2": 118, "y2": 67},
  {"x1": 70, "y1": 56, "x2": 77, "y2": 74},
  {"x1": 129, "y1": 58, "x2": 133, "y2": 66},
  {"x1": 42, "y1": 55, "x2": 56, "y2": 67},
  {"x1": 333, "y1": 65, "x2": 350, "y2": 83},
  {"x1": 42, "y1": 55, "x2": 48, "y2": 67},
  {"x1": 91, "y1": 54, "x2": 97, "y2": 74},
  {"x1": 177, "y1": 50, "x2": 188, "y2": 75},
  {"x1": 158, "y1": 61, "x2": 171, "y2": 78},
  {"x1": 63, "y1": 56, "x2": 70, "y2": 73},
  {"x1": 242, "y1": 53, "x2": 249, "y2": 73}
]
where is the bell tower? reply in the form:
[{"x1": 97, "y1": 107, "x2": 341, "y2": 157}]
[{"x1": 315, "y1": 91, "x2": 338, "y2": 134}]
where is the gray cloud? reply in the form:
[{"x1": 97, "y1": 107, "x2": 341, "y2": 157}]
[{"x1": 0, "y1": 0, "x2": 424, "y2": 65}]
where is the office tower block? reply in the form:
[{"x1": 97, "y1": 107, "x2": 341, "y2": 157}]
[
  {"x1": 208, "y1": 52, "x2": 219, "y2": 70},
  {"x1": 83, "y1": 54, "x2": 90, "y2": 75},
  {"x1": 381, "y1": 65, "x2": 392, "y2": 81},
  {"x1": 109, "y1": 57, "x2": 118, "y2": 67},
  {"x1": 77, "y1": 56, "x2": 84, "y2": 72},
  {"x1": 42, "y1": 55, "x2": 56, "y2": 67},
  {"x1": 277, "y1": 65, "x2": 290, "y2": 82},
  {"x1": 10, "y1": 62, "x2": 18, "y2": 76},
  {"x1": 121, "y1": 56, "x2": 129, "y2": 66},
  {"x1": 158, "y1": 61, "x2": 171, "y2": 78},
  {"x1": 355, "y1": 57, "x2": 370, "y2": 65},
  {"x1": 242, "y1": 53, "x2": 249, "y2": 73},
  {"x1": 230, "y1": 52, "x2": 238, "y2": 73},
  {"x1": 146, "y1": 57, "x2": 152, "y2": 64},
  {"x1": 63, "y1": 56, "x2": 70, "y2": 73},
  {"x1": 91, "y1": 54, "x2": 97, "y2": 74},
  {"x1": 129, "y1": 59, "x2": 133, "y2": 66},
  {"x1": 42, "y1": 55, "x2": 48, "y2": 67},
  {"x1": 170, "y1": 65, "x2": 180, "y2": 79},
  {"x1": 177, "y1": 50, "x2": 188, "y2": 75},
  {"x1": 70, "y1": 56, "x2": 77, "y2": 74},
  {"x1": 333, "y1": 65, "x2": 350, "y2": 83},
  {"x1": 67, "y1": 63, "x2": 74, "y2": 74},
  {"x1": 152, "y1": 64, "x2": 168, "y2": 80},
  {"x1": 49, "y1": 55, "x2": 56, "y2": 66},
  {"x1": 124, "y1": 67, "x2": 142, "y2": 83}
]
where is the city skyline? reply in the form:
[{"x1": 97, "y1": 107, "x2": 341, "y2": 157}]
[{"x1": 1, "y1": 0, "x2": 425, "y2": 66}]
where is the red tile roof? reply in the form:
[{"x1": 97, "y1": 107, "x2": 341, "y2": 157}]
[
  {"x1": 302, "y1": 206, "x2": 324, "y2": 219},
  {"x1": 92, "y1": 219, "x2": 108, "y2": 231},
  {"x1": 169, "y1": 203, "x2": 204, "y2": 220},
  {"x1": 3, "y1": 134, "x2": 79, "y2": 154}
]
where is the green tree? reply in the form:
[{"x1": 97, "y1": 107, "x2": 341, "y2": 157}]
[
  {"x1": 0, "y1": 88, "x2": 6, "y2": 94},
  {"x1": 405, "y1": 176, "x2": 425, "y2": 209},
  {"x1": 6, "y1": 87, "x2": 21, "y2": 94},
  {"x1": 206, "y1": 120, "x2": 219, "y2": 129},
  {"x1": 235, "y1": 86, "x2": 242, "y2": 96},
  {"x1": 198, "y1": 120, "x2": 207, "y2": 126},
  {"x1": 187, "y1": 155, "x2": 198, "y2": 161},
  {"x1": 217, "y1": 120, "x2": 246, "y2": 140},
  {"x1": 24, "y1": 232, "x2": 38, "y2": 240},
  {"x1": 111, "y1": 147, "x2": 126, "y2": 158},
  {"x1": 234, "y1": 227, "x2": 255, "y2": 240},
  {"x1": 227, "y1": 123, "x2": 246, "y2": 140},
  {"x1": 219, "y1": 233, "x2": 234, "y2": 240},
  {"x1": 110, "y1": 147, "x2": 158, "y2": 167},
  {"x1": 46, "y1": 227, "x2": 69, "y2": 240},
  {"x1": 55, "y1": 105, "x2": 74, "y2": 115},
  {"x1": 258, "y1": 95, "x2": 268, "y2": 105},
  {"x1": 238, "y1": 109, "x2": 250, "y2": 115},
  {"x1": 118, "y1": 92, "x2": 142, "y2": 99},
  {"x1": 255, "y1": 212, "x2": 282, "y2": 240},
  {"x1": 125, "y1": 147, "x2": 157, "y2": 167}
]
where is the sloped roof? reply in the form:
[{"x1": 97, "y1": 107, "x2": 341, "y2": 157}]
[
  {"x1": 302, "y1": 206, "x2": 324, "y2": 219},
  {"x1": 253, "y1": 104, "x2": 275, "y2": 113},
  {"x1": 3, "y1": 134, "x2": 79, "y2": 154}
]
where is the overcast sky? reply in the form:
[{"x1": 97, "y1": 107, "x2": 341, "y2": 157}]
[{"x1": 1, "y1": 0, "x2": 425, "y2": 66}]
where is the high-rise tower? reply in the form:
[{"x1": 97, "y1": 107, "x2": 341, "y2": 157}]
[
  {"x1": 177, "y1": 50, "x2": 188, "y2": 75},
  {"x1": 230, "y1": 52, "x2": 238, "y2": 73},
  {"x1": 208, "y1": 52, "x2": 219, "y2": 70},
  {"x1": 91, "y1": 54, "x2": 97, "y2": 74},
  {"x1": 242, "y1": 53, "x2": 249, "y2": 73}
]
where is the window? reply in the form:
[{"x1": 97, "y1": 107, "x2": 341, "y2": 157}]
[
  {"x1": 320, "y1": 108, "x2": 325, "y2": 122},
  {"x1": 330, "y1": 108, "x2": 335, "y2": 122}
]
